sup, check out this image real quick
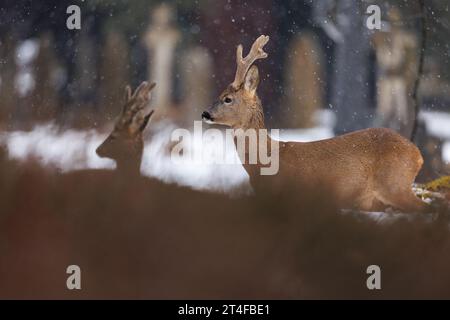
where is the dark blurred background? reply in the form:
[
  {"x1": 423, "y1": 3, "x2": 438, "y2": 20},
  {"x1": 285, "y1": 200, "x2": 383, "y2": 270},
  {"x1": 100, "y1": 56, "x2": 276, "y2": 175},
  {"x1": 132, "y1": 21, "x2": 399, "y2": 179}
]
[{"x1": 0, "y1": 1, "x2": 449, "y2": 141}]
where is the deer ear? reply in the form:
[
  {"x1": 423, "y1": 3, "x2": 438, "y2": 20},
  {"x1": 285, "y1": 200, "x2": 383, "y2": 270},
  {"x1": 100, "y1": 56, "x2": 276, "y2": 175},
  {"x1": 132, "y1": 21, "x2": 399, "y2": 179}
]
[{"x1": 244, "y1": 65, "x2": 259, "y2": 96}]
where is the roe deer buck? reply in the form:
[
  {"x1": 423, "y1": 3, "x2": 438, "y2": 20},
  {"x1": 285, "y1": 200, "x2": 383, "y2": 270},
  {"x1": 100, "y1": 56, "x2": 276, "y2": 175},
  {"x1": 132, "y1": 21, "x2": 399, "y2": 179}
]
[
  {"x1": 202, "y1": 35, "x2": 428, "y2": 213},
  {"x1": 96, "y1": 81, "x2": 156, "y2": 175}
]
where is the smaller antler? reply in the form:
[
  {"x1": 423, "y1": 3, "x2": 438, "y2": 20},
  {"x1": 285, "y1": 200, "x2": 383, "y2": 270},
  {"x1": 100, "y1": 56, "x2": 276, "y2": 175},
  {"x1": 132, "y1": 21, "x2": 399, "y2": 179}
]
[
  {"x1": 231, "y1": 35, "x2": 270, "y2": 89},
  {"x1": 118, "y1": 81, "x2": 156, "y2": 134}
]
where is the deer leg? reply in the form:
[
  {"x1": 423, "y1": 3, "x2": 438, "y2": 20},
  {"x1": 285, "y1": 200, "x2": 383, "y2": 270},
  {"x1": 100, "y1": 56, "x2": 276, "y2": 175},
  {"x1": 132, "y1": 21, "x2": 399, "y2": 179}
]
[
  {"x1": 393, "y1": 190, "x2": 430, "y2": 213},
  {"x1": 354, "y1": 192, "x2": 376, "y2": 212},
  {"x1": 375, "y1": 189, "x2": 430, "y2": 213}
]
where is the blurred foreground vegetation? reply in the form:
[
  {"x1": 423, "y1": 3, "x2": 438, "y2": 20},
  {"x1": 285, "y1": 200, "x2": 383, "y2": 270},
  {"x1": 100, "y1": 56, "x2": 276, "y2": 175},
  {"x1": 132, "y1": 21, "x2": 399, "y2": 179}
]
[{"x1": 1, "y1": 146, "x2": 450, "y2": 299}]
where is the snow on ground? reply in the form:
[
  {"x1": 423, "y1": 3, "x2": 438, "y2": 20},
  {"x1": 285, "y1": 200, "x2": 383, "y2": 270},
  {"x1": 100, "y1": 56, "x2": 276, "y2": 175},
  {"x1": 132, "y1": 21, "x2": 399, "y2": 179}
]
[
  {"x1": 420, "y1": 111, "x2": 450, "y2": 163},
  {"x1": 0, "y1": 121, "x2": 334, "y2": 193},
  {"x1": 0, "y1": 124, "x2": 115, "y2": 171},
  {"x1": 420, "y1": 111, "x2": 450, "y2": 140},
  {"x1": 141, "y1": 121, "x2": 250, "y2": 192},
  {"x1": 0, "y1": 122, "x2": 250, "y2": 192},
  {"x1": 443, "y1": 143, "x2": 450, "y2": 164},
  {"x1": 341, "y1": 209, "x2": 437, "y2": 225}
]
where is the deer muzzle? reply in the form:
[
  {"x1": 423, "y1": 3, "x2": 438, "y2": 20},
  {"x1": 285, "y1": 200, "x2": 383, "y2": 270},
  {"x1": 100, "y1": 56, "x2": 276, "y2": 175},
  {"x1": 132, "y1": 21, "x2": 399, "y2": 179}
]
[{"x1": 201, "y1": 111, "x2": 214, "y2": 123}]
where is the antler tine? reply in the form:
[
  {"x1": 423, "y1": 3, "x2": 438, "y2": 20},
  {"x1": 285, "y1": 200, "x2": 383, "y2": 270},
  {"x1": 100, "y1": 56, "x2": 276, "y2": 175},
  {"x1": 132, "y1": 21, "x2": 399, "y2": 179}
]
[
  {"x1": 231, "y1": 35, "x2": 269, "y2": 89},
  {"x1": 132, "y1": 82, "x2": 156, "y2": 100},
  {"x1": 128, "y1": 82, "x2": 156, "y2": 111},
  {"x1": 118, "y1": 82, "x2": 156, "y2": 130}
]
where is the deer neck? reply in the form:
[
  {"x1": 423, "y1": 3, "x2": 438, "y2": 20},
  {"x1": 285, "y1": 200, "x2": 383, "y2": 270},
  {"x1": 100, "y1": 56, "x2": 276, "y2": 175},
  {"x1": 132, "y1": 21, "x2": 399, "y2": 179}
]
[
  {"x1": 116, "y1": 158, "x2": 141, "y2": 176},
  {"x1": 115, "y1": 142, "x2": 143, "y2": 176},
  {"x1": 232, "y1": 99, "x2": 273, "y2": 146},
  {"x1": 232, "y1": 101, "x2": 275, "y2": 180},
  {"x1": 233, "y1": 98, "x2": 266, "y2": 131}
]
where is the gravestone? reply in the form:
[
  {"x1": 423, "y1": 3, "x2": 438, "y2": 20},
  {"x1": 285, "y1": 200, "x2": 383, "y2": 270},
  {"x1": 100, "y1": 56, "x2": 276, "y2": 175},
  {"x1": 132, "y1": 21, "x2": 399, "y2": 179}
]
[
  {"x1": 373, "y1": 7, "x2": 418, "y2": 138},
  {"x1": 180, "y1": 46, "x2": 213, "y2": 126},
  {"x1": 143, "y1": 4, "x2": 180, "y2": 114},
  {"x1": 283, "y1": 32, "x2": 324, "y2": 128}
]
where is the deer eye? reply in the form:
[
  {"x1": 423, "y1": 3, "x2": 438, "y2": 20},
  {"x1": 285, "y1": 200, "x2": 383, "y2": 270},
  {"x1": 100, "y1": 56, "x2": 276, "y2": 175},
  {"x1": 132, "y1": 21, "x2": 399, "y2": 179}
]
[{"x1": 224, "y1": 97, "x2": 233, "y2": 104}]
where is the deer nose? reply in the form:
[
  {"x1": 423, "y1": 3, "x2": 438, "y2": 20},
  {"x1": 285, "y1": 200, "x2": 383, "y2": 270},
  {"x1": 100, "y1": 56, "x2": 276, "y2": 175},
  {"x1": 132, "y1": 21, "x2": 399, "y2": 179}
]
[{"x1": 202, "y1": 111, "x2": 212, "y2": 121}]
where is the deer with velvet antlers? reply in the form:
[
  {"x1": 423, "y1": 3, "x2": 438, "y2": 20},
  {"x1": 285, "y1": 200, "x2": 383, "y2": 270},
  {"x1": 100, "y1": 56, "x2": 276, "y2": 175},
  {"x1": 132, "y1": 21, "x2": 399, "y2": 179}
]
[{"x1": 202, "y1": 35, "x2": 428, "y2": 213}]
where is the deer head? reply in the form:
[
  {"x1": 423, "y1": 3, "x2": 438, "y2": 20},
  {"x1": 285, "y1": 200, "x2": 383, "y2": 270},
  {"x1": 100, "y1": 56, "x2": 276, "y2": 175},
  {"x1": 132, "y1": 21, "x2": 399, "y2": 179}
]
[
  {"x1": 96, "y1": 81, "x2": 156, "y2": 173},
  {"x1": 202, "y1": 35, "x2": 269, "y2": 130}
]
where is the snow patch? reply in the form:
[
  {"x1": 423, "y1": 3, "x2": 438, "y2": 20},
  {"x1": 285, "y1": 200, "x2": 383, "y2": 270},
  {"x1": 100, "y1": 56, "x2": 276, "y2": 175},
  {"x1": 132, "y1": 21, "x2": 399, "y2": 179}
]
[{"x1": 420, "y1": 111, "x2": 450, "y2": 140}]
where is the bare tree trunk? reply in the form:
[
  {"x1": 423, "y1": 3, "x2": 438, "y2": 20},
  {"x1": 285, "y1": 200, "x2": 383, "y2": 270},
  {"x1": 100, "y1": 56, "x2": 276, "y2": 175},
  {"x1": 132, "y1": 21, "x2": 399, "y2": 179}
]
[{"x1": 331, "y1": 0, "x2": 374, "y2": 134}]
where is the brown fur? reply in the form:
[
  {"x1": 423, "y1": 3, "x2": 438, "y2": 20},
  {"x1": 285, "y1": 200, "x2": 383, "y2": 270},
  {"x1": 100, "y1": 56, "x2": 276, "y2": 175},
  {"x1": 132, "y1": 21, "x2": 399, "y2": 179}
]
[{"x1": 203, "y1": 36, "x2": 427, "y2": 213}]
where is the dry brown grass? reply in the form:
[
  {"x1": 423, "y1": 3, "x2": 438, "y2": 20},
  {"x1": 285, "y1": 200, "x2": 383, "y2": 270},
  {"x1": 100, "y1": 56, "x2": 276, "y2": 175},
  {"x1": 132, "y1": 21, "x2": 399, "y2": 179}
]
[{"x1": 1, "y1": 146, "x2": 450, "y2": 299}]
